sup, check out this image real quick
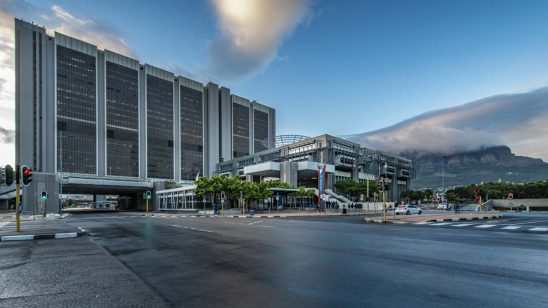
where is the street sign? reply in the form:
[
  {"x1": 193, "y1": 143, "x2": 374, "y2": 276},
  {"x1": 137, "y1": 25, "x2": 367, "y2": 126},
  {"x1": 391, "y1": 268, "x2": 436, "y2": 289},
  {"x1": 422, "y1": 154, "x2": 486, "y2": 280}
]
[{"x1": 360, "y1": 194, "x2": 364, "y2": 202}]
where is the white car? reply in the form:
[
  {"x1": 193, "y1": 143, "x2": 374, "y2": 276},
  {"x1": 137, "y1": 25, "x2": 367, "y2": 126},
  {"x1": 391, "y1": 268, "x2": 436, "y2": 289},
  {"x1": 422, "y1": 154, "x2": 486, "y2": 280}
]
[
  {"x1": 395, "y1": 205, "x2": 423, "y2": 215},
  {"x1": 437, "y1": 203, "x2": 451, "y2": 210}
]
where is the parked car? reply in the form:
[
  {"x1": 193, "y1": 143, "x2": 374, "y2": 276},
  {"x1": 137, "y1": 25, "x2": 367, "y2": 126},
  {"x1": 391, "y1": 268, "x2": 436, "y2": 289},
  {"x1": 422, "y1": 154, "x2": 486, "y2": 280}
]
[{"x1": 395, "y1": 205, "x2": 423, "y2": 215}]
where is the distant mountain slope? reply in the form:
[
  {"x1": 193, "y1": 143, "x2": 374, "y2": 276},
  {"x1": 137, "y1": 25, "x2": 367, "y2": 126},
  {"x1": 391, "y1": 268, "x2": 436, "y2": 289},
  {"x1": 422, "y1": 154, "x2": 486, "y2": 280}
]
[{"x1": 405, "y1": 145, "x2": 548, "y2": 189}]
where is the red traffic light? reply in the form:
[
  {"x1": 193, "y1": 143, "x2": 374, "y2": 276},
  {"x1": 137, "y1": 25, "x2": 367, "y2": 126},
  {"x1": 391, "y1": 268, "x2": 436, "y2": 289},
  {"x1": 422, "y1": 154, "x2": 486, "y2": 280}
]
[{"x1": 21, "y1": 165, "x2": 33, "y2": 186}]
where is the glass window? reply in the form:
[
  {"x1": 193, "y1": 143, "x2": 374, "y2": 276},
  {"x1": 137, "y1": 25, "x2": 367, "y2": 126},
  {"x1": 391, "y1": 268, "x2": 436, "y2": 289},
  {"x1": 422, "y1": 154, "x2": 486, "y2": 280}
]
[
  {"x1": 180, "y1": 85, "x2": 203, "y2": 180},
  {"x1": 147, "y1": 75, "x2": 173, "y2": 179},
  {"x1": 253, "y1": 109, "x2": 269, "y2": 153},
  {"x1": 232, "y1": 103, "x2": 250, "y2": 158},
  {"x1": 106, "y1": 61, "x2": 139, "y2": 177},
  {"x1": 56, "y1": 45, "x2": 96, "y2": 174}
]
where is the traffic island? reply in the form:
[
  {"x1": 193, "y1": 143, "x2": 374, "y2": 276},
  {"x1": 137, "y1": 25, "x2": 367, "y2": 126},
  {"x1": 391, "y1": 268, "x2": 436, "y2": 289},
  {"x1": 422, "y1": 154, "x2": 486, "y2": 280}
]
[
  {"x1": 0, "y1": 219, "x2": 87, "y2": 241},
  {"x1": 364, "y1": 212, "x2": 503, "y2": 224}
]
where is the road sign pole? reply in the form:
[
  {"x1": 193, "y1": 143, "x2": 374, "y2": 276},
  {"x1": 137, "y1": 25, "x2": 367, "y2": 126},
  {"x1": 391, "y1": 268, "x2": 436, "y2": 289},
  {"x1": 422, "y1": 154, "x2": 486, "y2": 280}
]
[
  {"x1": 383, "y1": 191, "x2": 387, "y2": 222},
  {"x1": 146, "y1": 198, "x2": 148, "y2": 215}
]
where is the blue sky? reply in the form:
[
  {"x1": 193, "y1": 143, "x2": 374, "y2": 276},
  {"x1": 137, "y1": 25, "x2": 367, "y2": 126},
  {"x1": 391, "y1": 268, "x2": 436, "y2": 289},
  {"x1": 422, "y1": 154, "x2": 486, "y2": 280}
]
[
  {"x1": 17, "y1": 0, "x2": 548, "y2": 137},
  {"x1": 1, "y1": 0, "x2": 548, "y2": 165}
]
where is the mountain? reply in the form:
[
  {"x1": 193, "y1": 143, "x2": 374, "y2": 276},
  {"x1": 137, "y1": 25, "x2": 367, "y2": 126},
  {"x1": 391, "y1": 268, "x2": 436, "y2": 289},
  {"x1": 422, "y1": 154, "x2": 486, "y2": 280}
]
[{"x1": 404, "y1": 145, "x2": 548, "y2": 189}]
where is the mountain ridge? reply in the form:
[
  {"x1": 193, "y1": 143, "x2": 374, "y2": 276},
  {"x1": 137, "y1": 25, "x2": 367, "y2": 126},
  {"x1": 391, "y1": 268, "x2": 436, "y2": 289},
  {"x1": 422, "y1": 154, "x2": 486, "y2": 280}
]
[{"x1": 404, "y1": 145, "x2": 548, "y2": 189}]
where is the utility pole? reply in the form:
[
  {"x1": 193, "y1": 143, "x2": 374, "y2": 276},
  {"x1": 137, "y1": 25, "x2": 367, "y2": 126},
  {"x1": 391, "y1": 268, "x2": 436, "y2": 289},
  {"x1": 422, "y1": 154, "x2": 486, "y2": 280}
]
[
  {"x1": 240, "y1": 191, "x2": 244, "y2": 215},
  {"x1": 441, "y1": 155, "x2": 445, "y2": 194},
  {"x1": 59, "y1": 129, "x2": 63, "y2": 214},
  {"x1": 383, "y1": 191, "x2": 387, "y2": 222},
  {"x1": 203, "y1": 196, "x2": 206, "y2": 215}
]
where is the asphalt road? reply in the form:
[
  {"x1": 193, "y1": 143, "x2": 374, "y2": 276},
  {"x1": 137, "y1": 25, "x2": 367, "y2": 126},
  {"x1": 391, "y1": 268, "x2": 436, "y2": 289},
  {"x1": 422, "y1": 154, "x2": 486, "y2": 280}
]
[{"x1": 1, "y1": 212, "x2": 547, "y2": 307}]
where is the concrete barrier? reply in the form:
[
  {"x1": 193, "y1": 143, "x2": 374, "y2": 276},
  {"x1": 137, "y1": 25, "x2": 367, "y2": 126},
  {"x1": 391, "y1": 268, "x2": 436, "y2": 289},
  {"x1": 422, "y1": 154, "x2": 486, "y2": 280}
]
[{"x1": 491, "y1": 199, "x2": 548, "y2": 211}]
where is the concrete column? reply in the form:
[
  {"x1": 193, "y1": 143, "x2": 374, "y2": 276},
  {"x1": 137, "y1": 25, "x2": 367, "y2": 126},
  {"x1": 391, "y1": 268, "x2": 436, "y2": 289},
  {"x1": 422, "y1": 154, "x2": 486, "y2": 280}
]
[
  {"x1": 97, "y1": 51, "x2": 106, "y2": 176},
  {"x1": 204, "y1": 83, "x2": 220, "y2": 177},
  {"x1": 174, "y1": 79, "x2": 181, "y2": 181},
  {"x1": 219, "y1": 87, "x2": 232, "y2": 162},
  {"x1": 139, "y1": 66, "x2": 147, "y2": 179},
  {"x1": 280, "y1": 162, "x2": 297, "y2": 187}
]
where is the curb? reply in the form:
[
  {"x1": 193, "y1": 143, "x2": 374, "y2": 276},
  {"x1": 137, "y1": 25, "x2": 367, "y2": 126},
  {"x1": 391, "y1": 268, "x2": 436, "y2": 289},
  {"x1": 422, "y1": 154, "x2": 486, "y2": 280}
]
[
  {"x1": 364, "y1": 214, "x2": 503, "y2": 224},
  {"x1": 425, "y1": 214, "x2": 503, "y2": 223},
  {"x1": 364, "y1": 218, "x2": 393, "y2": 224},
  {"x1": 0, "y1": 231, "x2": 87, "y2": 242}
]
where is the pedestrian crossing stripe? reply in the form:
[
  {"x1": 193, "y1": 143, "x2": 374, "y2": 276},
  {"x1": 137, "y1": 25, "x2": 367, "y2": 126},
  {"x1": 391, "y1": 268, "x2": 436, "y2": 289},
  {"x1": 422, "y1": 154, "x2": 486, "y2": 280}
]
[
  {"x1": 475, "y1": 224, "x2": 497, "y2": 228},
  {"x1": 451, "y1": 224, "x2": 473, "y2": 227},
  {"x1": 430, "y1": 222, "x2": 452, "y2": 226},
  {"x1": 529, "y1": 227, "x2": 548, "y2": 232},
  {"x1": 501, "y1": 226, "x2": 521, "y2": 230}
]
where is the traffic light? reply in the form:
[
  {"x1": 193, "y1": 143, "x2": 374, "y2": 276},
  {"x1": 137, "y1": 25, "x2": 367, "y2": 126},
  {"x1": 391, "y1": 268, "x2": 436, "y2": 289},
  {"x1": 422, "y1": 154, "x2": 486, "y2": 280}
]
[
  {"x1": 21, "y1": 165, "x2": 32, "y2": 186},
  {"x1": 377, "y1": 178, "x2": 385, "y2": 192},
  {"x1": 384, "y1": 183, "x2": 391, "y2": 192},
  {"x1": 4, "y1": 164, "x2": 14, "y2": 186},
  {"x1": 220, "y1": 191, "x2": 225, "y2": 200},
  {"x1": 145, "y1": 191, "x2": 152, "y2": 200},
  {"x1": 40, "y1": 191, "x2": 48, "y2": 200}
]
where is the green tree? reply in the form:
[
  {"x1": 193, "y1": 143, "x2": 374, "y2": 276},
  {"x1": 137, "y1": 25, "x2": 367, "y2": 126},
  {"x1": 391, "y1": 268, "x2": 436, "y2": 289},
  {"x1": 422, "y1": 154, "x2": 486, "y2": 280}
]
[{"x1": 164, "y1": 179, "x2": 180, "y2": 189}]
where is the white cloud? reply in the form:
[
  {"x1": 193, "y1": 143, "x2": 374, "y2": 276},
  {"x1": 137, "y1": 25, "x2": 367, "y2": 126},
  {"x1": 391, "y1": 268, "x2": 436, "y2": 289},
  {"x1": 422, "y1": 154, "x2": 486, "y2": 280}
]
[
  {"x1": 347, "y1": 87, "x2": 548, "y2": 161},
  {"x1": 201, "y1": 0, "x2": 311, "y2": 82},
  {"x1": 0, "y1": 0, "x2": 136, "y2": 166}
]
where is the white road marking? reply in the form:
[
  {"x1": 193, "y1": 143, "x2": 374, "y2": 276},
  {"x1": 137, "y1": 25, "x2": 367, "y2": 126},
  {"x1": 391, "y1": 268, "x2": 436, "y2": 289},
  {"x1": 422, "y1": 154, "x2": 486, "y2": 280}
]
[
  {"x1": 0, "y1": 222, "x2": 10, "y2": 228},
  {"x1": 414, "y1": 221, "x2": 432, "y2": 225},
  {"x1": 430, "y1": 222, "x2": 452, "y2": 226},
  {"x1": 529, "y1": 227, "x2": 548, "y2": 232},
  {"x1": 258, "y1": 225, "x2": 273, "y2": 228},
  {"x1": 451, "y1": 224, "x2": 473, "y2": 227},
  {"x1": 55, "y1": 232, "x2": 77, "y2": 239},
  {"x1": 514, "y1": 219, "x2": 548, "y2": 225},
  {"x1": 501, "y1": 225, "x2": 521, "y2": 230},
  {"x1": 1, "y1": 235, "x2": 34, "y2": 241},
  {"x1": 475, "y1": 224, "x2": 497, "y2": 229},
  {"x1": 78, "y1": 227, "x2": 86, "y2": 232},
  {"x1": 248, "y1": 220, "x2": 263, "y2": 225},
  {"x1": 171, "y1": 225, "x2": 182, "y2": 228}
]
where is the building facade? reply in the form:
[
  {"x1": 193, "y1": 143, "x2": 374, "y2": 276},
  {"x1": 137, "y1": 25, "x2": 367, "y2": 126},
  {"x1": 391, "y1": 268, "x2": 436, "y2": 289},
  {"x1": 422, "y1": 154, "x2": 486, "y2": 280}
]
[
  {"x1": 14, "y1": 19, "x2": 275, "y2": 212},
  {"x1": 216, "y1": 135, "x2": 413, "y2": 202}
]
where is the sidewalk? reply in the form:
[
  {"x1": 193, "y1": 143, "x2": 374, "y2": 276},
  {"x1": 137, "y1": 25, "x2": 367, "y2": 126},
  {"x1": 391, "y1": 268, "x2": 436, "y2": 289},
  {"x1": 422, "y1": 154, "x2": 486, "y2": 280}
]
[
  {"x1": 0, "y1": 218, "x2": 86, "y2": 241},
  {"x1": 364, "y1": 212, "x2": 503, "y2": 223},
  {"x1": 0, "y1": 211, "x2": 68, "y2": 222},
  {"x1": 125, "y1": 209, "x2": 378, "y2": 219}
]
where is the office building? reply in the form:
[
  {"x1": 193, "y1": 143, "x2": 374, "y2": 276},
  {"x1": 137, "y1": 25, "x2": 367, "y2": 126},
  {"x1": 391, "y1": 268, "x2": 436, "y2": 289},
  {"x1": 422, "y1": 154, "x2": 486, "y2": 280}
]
[{"x1": 13, "y1": 19, "x2": 275, "y2": 212}]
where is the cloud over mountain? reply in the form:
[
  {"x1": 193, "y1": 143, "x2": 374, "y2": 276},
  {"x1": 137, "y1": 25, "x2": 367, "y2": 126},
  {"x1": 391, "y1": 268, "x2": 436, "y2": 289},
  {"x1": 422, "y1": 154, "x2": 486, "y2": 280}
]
[
  {"x1": 202, "y1": 0, "x2": 311, "y2": 82},
  {"x1": 346, "y1": 86, "x2": 548, "y2": 161}
]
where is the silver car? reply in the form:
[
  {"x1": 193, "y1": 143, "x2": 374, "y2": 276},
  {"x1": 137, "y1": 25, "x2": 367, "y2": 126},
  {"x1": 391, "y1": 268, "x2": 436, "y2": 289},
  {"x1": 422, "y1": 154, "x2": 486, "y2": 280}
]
[{"x1": 395, "y1": 205, "x2": 423, "y2": 215}]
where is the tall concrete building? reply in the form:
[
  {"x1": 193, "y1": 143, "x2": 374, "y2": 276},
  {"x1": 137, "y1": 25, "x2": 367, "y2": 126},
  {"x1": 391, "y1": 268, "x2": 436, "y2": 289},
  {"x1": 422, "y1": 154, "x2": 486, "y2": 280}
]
[{"x1": 14, "y1": 19, "x2": 275, "y2": 212}]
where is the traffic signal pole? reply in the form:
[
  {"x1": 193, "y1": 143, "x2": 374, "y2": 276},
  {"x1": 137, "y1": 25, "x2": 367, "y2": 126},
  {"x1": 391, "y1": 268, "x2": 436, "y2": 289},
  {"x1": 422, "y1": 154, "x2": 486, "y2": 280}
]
[
  {"x1": 15, "y1": 165, "x2": 21, "y2": 232},
  {"x1": 15, "y1": 183, "x2": 21, "y2": 232},
  {"x1": 383, "y1": 191, "x2": 387, "y2": 222}
]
